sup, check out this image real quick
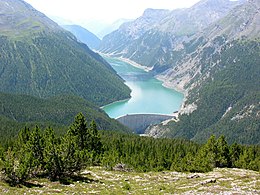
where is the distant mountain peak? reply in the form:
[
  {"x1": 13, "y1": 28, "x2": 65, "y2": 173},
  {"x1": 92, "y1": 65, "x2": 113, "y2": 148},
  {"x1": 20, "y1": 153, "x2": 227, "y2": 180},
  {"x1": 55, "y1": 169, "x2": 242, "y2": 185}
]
[
  {"x1": 99, "y1": 0, "x2": 245, "y2": 64},
  {"x1": 194, "y1": 0, "x2": 246, "y2": 6},
  {"x1": 142, "y1": 8, "x2": 170, "y2": 16}
]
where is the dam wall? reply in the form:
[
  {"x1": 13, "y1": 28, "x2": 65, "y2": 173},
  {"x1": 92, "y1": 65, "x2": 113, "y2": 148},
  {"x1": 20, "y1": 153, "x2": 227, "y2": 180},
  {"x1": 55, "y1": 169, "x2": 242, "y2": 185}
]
[{"x1": 116, "y1": 114, "x2": 175, "y2": 134}]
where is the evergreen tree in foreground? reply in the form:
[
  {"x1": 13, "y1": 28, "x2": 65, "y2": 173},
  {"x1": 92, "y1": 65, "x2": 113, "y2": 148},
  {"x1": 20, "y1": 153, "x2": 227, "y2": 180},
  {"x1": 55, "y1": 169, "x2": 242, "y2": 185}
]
[{"x1": 0, "y1": 113, "x2": 103, "y2": 185}]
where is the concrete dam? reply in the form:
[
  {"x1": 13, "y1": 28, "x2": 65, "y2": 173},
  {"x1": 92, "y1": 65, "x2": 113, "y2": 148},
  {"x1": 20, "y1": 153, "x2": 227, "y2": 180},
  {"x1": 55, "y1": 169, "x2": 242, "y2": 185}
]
[{"x1": 116, "y1": 114, "x2": 175, "y2": 134}]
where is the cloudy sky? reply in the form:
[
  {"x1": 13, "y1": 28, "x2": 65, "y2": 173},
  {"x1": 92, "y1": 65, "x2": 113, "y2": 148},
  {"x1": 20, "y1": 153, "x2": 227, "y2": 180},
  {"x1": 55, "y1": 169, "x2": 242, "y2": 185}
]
[{"x1": 24, "y1": 0, "x2": 201, "y2": 24}]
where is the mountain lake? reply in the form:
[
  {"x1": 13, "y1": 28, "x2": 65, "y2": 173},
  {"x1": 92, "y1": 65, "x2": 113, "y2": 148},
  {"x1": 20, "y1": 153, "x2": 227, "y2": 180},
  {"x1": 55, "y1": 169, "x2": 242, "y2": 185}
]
[{"x1": 102, "y1": 57, "x2": 184, "y2": 118}]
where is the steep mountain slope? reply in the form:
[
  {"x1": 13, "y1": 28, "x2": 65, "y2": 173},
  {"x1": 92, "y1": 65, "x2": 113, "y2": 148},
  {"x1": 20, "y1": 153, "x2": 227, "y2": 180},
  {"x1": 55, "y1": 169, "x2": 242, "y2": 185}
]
[
  {"x1": 0, "y1": 0, "x2": 130, "y2": 106},
  {"x1": 62, "y1": 24, "x2": 101, "y2": 49},
  {"x1": 0, "y1": 0, "x2": 60, "y2": 36},
  {"x1": 99, "y1": 8, "x2": 170, "y2": 55},
  {"x1": 97, "y1": 18, "x2": 133, "y2": 39},
  {"x1": 149, "y1": 39, "x2": 260, "y2": 144},
  {"x1": 0, "y1": 92, "x2": 130, "y2": 145},
  {"x1": 146, "y1": 0, "x2": 260, "y2": 144},
  {"x1": 157, "y1": 0, "x2": 260, "y2": 92},
  {"x1": 99, "y1": 0, "x2": 245, "y2": 71}
]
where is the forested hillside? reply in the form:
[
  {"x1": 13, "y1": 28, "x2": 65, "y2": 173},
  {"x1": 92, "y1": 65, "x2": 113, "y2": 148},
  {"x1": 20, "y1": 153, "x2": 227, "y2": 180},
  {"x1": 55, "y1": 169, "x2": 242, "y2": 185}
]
[
  {"x1": 0, "y1": 92, "x2": 130, "y2": 146},
  {"x1": 0, "y1": 0, "x2": 130, "y2": 106},
  {"x1": 153, "y1": 39, "x2": 260, "y2": 144},
  {"x1": 0, "y1": 1, "x2": 259, "y2": 191},
  {"x1": 144, "y1": 0, "x2": 260, "y2": 144}
]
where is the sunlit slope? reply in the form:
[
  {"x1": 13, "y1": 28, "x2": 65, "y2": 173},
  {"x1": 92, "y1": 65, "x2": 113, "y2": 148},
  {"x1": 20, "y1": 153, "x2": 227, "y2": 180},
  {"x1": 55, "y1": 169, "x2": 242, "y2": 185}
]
[{"x1": 0, "y1": 0, "x2": 130, "y2": 106}]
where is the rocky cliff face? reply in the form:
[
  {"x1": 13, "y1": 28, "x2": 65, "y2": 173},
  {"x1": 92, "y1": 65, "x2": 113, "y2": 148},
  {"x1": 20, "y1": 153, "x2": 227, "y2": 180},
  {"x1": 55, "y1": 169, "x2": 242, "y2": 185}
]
[
  {"x1": 99, "y1": 8, "x2": 170, "y2": 55},
  {"x1": 99, "y1": 0, "x2": 245, "y2": 71},
  {"x1": 146, "y1": 0, "x2": 260, "y2": 144},
  {"x1": 158, "y1": 0, "x2": 260, "y2": 99}
]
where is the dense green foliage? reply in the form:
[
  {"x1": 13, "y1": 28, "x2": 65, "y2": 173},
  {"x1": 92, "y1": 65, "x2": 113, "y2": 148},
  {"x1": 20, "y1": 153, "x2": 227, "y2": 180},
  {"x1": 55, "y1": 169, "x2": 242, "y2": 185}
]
[
  {"x1": 0, "y1": 92, "x2": 130, "y2": 147},
  {"x1": 0, "y1": 31, "x2": 130, "y2": 106},
  {"x1": 0, "y1": 113, "x2": 102, "y2": 185},
  {"x1": 164, "y1": 39, "x2": 260, "y2": 144},
  {"x1": 0, "y1": 114, "x2": 259, "y2": 186},
  {"x1": 0, "y1": 0, "x2": 130, "y2": 106},
  {"x1": 100, "y1": 132, "x2": 260, "y2": 173}
]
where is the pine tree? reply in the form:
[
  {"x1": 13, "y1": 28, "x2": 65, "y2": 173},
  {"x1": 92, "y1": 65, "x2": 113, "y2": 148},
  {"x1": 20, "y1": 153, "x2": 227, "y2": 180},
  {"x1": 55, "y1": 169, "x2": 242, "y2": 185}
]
[
  {"x1": 215, "y1": 135, "x2": 230, "y2": 168},
  {"x1": 0, "y1": 127, "x2": 41, "y2": 185},
  {"x1": 61, "y1": 129, "x2": 84, "y2": 176},
  {"x1": 229, "y1": 142, "x2": 241, "y2": 167},
  {"x1": 43, "y1": 127, "x2": 62, "y2": 180},
  {"x1": 63, "y1": 113, "x2": 90, "y2": 173},
  {"x1": 1, "y1": 147, "x2": 32, "y2": 186},
  {"x1": 88, "y1": 120, "x2": 103, "y2": 164},
  {"x1": 28, "y1": 126, "x2": 44, "y2": 174},
  {"x1": 16, "y1": 127, "x2": 30, "y2": 148},
  {"x1": 194, "y1": 135, "x2": 217, "y2": 172},
  {"x1": 69, "y1": 112, "x2": 88, "y2": 150}
]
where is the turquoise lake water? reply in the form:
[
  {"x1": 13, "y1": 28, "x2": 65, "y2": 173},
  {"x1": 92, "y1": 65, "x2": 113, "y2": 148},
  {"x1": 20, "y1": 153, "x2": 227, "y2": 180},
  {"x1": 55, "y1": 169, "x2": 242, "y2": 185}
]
[{"x1": 102, "y1": 57, "x2": 184, "y2": 118}]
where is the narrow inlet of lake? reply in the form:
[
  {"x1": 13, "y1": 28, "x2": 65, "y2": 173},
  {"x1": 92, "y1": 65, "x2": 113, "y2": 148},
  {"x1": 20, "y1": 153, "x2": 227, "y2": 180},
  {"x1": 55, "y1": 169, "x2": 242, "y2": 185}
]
[{"x1": 102, "y1": 57, "x2": 184, "y2": 118}]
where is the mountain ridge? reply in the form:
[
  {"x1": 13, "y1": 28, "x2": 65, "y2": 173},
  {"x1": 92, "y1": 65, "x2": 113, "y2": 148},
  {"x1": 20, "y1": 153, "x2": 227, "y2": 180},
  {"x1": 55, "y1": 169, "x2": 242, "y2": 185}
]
[
  {"x1": 0, "y1": 0, "x2": 131, "y2": 106},
  {"x1": 0, "y1": 0, "x2": 62, "y2": 38},
  {"x1": 62, "y1": 24, "x2": 101, "y2": 49},
  {"x1": 144, "y1": 0, "x2": 260, "y2": 144},
  {"x1": 98, "y1": 0, "x2": 245, "y2": 70}
]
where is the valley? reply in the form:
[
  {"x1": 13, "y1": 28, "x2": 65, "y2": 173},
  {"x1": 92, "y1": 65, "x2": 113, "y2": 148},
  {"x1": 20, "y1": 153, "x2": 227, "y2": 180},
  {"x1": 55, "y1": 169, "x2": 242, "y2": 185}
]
[
  {"x1": 102, "y1": 57, "x2": 184, "y2": 119},
  {"x1": 0, "y1": 0, "x2": 259, "y2": 193},
  {"x1": 99, "y1": 0, "x2": 260, "y2": 145}
]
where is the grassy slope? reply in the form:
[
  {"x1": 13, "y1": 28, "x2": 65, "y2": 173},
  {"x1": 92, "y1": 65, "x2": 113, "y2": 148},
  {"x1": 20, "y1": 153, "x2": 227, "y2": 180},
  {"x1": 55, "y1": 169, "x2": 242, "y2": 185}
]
[{"x1": 0, "y1": 167, "x2": 259, "y2": 194}]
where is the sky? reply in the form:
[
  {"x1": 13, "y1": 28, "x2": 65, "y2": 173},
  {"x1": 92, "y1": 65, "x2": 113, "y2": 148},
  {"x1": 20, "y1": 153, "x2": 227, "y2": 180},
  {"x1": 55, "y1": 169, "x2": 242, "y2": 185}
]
[{"x1": 24, "y1": 0, "x2": 201, "y2": 24}]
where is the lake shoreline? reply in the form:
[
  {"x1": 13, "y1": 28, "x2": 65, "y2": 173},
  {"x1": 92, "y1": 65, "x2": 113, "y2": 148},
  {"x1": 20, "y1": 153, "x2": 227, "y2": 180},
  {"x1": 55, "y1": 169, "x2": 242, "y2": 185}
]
[
  {"x1": 117, "y1": 57, "x2": 153, "y2": 72},
  {"x1": 155, "y1": 75, "x2": 188, "y2": 117},
  {"x1": 97, "y1": 52, "x2": 152, "y2": 72},
  {"x1": 100, "y1": 52, "x2": 186, "y2": 95},
  {"x1": 100, "y1": 54, "x2": 185, "y2": 118},
  {"x1": 100, "y1": 98, "x2": 130, "y2": 109}
]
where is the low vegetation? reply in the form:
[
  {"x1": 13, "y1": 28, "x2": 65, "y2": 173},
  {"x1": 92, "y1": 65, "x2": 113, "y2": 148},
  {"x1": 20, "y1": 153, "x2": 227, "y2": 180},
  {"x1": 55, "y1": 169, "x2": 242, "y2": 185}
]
[
  {"x1": 0, "y1": 167, "x2": 259, "y2": 194},
  {"x1": 101, "y1": 131, "x2": 260, "y2": 173}
]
